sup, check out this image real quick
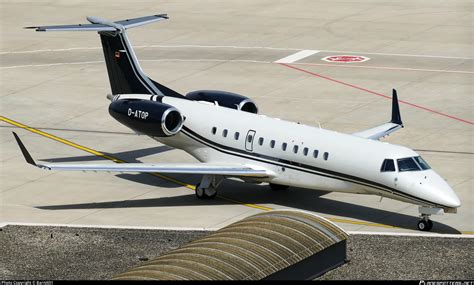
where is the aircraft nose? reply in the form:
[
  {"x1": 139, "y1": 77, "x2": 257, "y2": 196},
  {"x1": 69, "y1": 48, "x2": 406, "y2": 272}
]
[
  {"x1": 428, "y1": 173, "x2": 462, "y2": 208},
  {"x1": 443, "y1": 189, "x2": 461, "y2": 208}
]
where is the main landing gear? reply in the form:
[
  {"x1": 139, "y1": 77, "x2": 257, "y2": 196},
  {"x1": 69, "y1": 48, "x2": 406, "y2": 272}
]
[
  {"x1": 195, "y1": 175, "x2": 223, "y2": 199},
  {"x1": 417, "y1": 214, "x2": 433, "y2": 231}
]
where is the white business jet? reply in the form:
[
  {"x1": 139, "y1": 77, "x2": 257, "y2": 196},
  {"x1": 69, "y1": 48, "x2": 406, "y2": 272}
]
[{"x1": 14, "y1": 15, "x2": 461, "y2": 231}]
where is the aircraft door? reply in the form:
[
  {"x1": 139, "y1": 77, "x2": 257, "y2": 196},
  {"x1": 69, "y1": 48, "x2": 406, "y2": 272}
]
[
  {"x1": 245, "y1": 130, "x2": 256, "y2": 152},
  {"x1": 381, "y1": 158, "x2": 398, "y2": 188}
]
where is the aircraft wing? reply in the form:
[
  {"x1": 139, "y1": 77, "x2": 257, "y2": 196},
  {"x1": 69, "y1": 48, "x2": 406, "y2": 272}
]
[
  {"x1": 12, "y1": 132, "x2": 272, "y2": 178},
  {"x1": 352, "y1": 89, "x2": 404, "y2": 140},
  {"x1": 352, "y1": 122, "x2": 402, "y2": 140}
]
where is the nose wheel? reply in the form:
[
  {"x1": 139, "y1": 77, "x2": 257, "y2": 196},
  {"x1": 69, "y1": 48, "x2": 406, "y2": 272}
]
[{"x1": 417, "y1": 214, "x2": 433, "y2": 231}]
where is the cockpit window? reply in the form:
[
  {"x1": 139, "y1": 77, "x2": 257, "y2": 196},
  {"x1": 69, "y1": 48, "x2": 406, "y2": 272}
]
[
  {"x1": 414, "y1": 156, "x2": 431, "y2": 170},
  {"x1": 381, "y1": 159, "x2": 395, "y2": 172},
  {"x1": 397, "y1": 157, "x2": 420, "y2": 172}
]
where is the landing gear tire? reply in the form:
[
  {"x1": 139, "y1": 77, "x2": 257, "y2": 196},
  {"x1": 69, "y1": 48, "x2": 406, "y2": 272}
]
[
  {"x1": 427, "y1": 220, "x2": 433, "y2": 231},
  {"x1": 195, "y1": 183, "x2": 217, "y2": 199},
  {"x1": 417, "y1": 219, "x2": 433, "y2": 231},
  {"x1": 195, "y1": 184, "x2": 205, "y2": 199},
  {"x1": 269, "y1": 183, "x2": 289, "y2": 191},
  {"x1": 206, "y1": 189, "x2": 217, "y2": 199}
]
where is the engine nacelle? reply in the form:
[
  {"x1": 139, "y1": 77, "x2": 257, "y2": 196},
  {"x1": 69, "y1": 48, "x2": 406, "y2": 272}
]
[
  {"x1": 109, "y1": 99, "x2": 183, "y2": 137},
  {"x1": 186, "y1": 90, "x2": 258, "y2": 114}
]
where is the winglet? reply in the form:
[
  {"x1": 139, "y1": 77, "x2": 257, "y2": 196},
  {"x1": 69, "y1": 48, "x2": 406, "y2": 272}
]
[
  {"x1": 12, "y1": 132, "x2": 37, "y2": 166},
  {"x1": 390, "y1": 89, "x2": 403, "y2": 126}
]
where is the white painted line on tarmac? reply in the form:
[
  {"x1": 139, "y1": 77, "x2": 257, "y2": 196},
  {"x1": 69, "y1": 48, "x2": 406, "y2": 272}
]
[
  {"x1": 3, "y1": 59, "x2": 471, "y2": 75},
  {"x1": 0, "y1": 59, "x2": 271, "y2": 70},
  {"x1": 0, "y1": 44, "x2": 300, "y2": 55},
  {"x1": 2, "y1": 44, "x2": 473, "y2": 60},
  {"x1": 0, "y1": 222, "x2": 217, "y2": 231},
  {"x1": 348, "y1": 231, "x2": 474, "y2": 238},
  {"x1": 274, "y1": 50, "x2": 319, "y2": 63},
  {"x1": 293, "y1": 62, "x2": 474, "y2": 74},
  {"x1": 318, "y1": 49, "x2": 474, "y2": 60},
  {"x1": 145, "y1": 58, "x2": 270, "y2": 64},
  {"x1": 0, "y1": 61, "x2": 103, "y2": 69}
]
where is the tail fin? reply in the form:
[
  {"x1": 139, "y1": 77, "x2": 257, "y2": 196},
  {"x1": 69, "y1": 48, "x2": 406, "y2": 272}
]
[{"x1": 26, "y1": 15, "x2": 184, "y2": 98}]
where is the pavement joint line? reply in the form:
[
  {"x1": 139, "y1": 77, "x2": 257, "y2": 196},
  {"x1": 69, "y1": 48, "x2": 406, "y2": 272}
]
[
  {"x1": 0, "y1": 59, "x2": 272, "y2": 70},
  {"x1": 292, "y1": 62, "x2": 474, "y2": 75},
  {"x1": 3, "y1": 59, "x2": 472, "y2": 76},
  {"x1": 1, "y1": 222, "x2": 471, "y2": 236},
  {"x1": 278, "y1": 63, "x2": 474, "y2": 125},
  {"x1": 0, "y1": 222, "x2": 218, "y2": 231},
  {"x1": 1, "y1": 115, "x2": 459, "y2": 231},
  {"x1": 2, "y1": 44, "x2": 473, "y2": 60}
]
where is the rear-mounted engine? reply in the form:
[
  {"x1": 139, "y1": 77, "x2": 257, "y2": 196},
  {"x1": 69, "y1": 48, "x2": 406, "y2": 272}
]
[
  {"x1": 109, "y1": 99, "x2": 183, "y2": 137},
  {"x1": 186, "y1": 90, "x2": 258, "y2": 114}
]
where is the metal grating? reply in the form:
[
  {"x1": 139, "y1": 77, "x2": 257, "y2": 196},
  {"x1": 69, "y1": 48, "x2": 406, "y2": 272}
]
[{"x1": 113, "y1": 210, "x2": 348, "y2": 280}]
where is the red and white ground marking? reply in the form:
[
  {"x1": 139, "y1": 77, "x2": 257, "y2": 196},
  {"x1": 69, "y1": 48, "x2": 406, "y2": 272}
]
[{"x1": 321, "y1": 55, "x2": 370, "y2": 63}]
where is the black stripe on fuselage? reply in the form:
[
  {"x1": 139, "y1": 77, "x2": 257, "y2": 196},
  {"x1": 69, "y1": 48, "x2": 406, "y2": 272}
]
[{"x1": 180, "y1": 125, "x2": 441, "y2": 208}]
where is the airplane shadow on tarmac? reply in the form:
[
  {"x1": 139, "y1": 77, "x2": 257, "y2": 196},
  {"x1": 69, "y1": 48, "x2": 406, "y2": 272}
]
[{"x1": 36, "y1": 170, "x2": 462, "y2": 234}]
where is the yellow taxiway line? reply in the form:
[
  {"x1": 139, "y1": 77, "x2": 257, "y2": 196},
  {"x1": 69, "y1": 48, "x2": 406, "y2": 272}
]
[
  {"x1": 2, "y1": 115, "x2": 470, "y2": 232},
  {"x1": 0, "y1": 116, "x2": 271, "y2": 211}
]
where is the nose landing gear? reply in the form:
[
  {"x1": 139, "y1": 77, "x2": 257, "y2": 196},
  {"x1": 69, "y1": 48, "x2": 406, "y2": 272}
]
[
  {"x1": 195, "y1": 175, "x2": 223, "y2": 199},
  {"x1": 417, "y1": 214, "x2": 433, "y2": 231},
  {"x1": 417, "y1": 206, "x2": 443, "y2": 232}
]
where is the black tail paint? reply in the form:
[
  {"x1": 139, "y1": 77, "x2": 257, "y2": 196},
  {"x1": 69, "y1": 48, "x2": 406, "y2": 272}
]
[
  {"x1": 390, "y1": 89, "x2": 403, "y2": 126},
  {"x1": 99, "y1": 32, "x2": 183, "y2": 97}
]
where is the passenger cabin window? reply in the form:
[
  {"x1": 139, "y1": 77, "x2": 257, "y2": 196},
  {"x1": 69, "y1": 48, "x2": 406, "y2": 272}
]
[
  {"x1": 303, "y1": 147, "x2": 309, "y2": 156},
  {"x1": 313, "y1": 150, "x2": 319, "y2": 158},
  {"x1": 282, "y1": 143, "x2": 287, "y2": 151},
  {"x1": 397, "y1": 157, "x2": 420, "y2": 172},
  {"x1": 380, "y1": 159, "x2": 395, "y2": 172},
  {"x1": 258, "y1": 137, "x2": 264, "y2": 146},
  {"x1": 223, "y1": 129, "x2": 228, "y2": 137},
  {"x1": 293, "y1": 145, "x2": 299, "y2": 154},
  {"x1": 211, "y1": 127, "x2": 217, "y2": 135},
  {"x1": 235, "y1": 132, "x2": 240, "y2": 140},
  {"x1": 270, "y1": 140, "x2": 275, "y2": 148},
  {"x1": 323, "y1": 152, "x2": 329, "y2": 160}
]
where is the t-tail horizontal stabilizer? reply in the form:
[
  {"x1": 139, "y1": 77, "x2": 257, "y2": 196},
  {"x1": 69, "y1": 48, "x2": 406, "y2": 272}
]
[
  {"x1": 25, "y1": 14, "x2": 169, "y2": 32},
  {"x1": 25, "y1": 15, "x2": 184, "y2": 98},
  {"x1": 352, "y1": 89, "x2": 404, "y2": 140}
]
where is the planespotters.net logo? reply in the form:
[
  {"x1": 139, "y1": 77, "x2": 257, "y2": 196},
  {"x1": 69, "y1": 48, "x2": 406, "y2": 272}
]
[{"x1": 420, "y1": 281, "x2": 474, "y2": 285}]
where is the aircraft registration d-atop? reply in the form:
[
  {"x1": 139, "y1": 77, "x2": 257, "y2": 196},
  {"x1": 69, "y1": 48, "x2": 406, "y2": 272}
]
[{"x1": 14, "y1": 15, "x2": 461, "y2": 231}]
